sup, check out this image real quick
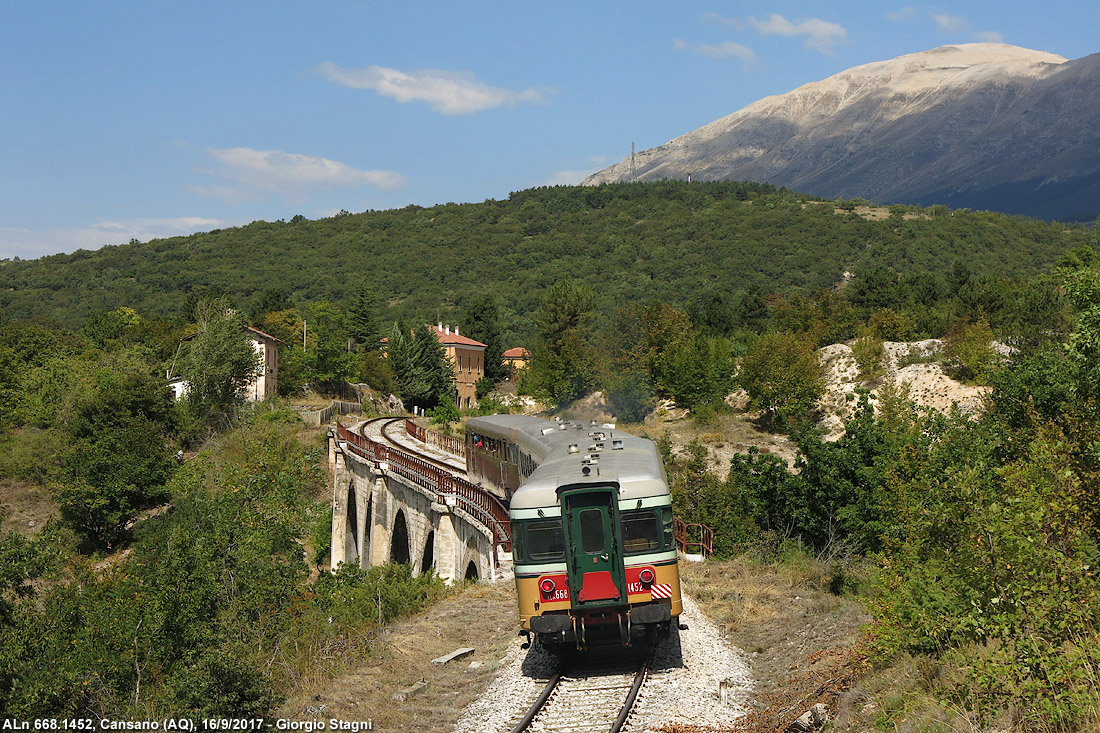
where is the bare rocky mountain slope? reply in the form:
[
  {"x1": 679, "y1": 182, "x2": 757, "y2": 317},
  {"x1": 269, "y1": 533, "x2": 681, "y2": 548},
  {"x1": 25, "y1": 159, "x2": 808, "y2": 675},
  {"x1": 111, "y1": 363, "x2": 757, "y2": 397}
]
[{"x1": 585, "y1": 43, "x2": 1100, "y2": 221}]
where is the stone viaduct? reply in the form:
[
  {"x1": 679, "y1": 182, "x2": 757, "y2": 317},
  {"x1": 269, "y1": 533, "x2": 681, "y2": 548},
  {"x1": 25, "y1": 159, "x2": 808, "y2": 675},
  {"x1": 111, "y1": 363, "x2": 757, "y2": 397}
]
[{"x1": 328, "y1": 421, "x2": 510, "y2": 583}]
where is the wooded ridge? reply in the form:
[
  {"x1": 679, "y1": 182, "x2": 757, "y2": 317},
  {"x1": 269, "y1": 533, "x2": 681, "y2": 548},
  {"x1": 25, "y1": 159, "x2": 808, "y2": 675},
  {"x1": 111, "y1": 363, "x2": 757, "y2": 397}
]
[{"x1": 2, "y1": 182, "x2": 1093, "y2": 339}]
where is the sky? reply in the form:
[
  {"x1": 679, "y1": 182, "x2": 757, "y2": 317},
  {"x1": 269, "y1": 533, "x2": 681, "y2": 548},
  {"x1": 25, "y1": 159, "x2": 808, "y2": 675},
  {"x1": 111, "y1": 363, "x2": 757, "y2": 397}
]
[{"x1": 1, "y1": 1, "x2": 1097, "y2": 261}]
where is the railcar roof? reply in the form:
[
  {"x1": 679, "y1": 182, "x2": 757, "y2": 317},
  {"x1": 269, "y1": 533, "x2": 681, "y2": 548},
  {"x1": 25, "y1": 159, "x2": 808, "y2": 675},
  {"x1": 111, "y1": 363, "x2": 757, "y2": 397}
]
[{"x1": 465, "y1": 415, "x2": 669, "y2": 509}]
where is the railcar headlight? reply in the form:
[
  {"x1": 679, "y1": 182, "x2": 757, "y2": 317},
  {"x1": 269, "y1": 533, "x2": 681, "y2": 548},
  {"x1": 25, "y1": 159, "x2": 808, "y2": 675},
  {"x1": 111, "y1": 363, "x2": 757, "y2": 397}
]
[
  {"x1": 539, "y1": 578, "x2": 556, "y2": 595},
  {"x1": 638, "y1": 568, "x2": 655, "y2": 587}
]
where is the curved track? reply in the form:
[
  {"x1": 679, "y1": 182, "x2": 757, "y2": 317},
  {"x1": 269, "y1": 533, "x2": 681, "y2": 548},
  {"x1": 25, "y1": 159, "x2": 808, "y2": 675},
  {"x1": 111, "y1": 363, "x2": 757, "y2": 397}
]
[
  {"x1": 511, "y1": 651, "x2": 651, "y2": 733},
  {"x1": 359, "y1": 416, "x2": 465, "y2": 474}
]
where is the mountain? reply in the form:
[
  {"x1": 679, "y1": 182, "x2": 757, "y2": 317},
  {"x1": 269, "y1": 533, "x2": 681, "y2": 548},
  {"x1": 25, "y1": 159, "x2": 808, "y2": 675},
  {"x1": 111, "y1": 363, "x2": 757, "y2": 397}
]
[{"x1": 584, "y1": 44, "x2": 1100, "y2": 221}]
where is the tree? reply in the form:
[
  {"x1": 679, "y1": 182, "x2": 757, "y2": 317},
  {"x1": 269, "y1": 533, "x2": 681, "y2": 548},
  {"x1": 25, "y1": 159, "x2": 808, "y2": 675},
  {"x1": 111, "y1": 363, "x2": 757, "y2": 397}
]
[
  {"x1": 734, "y1": 287, "x2": 769, "y2": 333},
  {"x1": 81, "y1": 307, "x2": 142, "y2": 348},
  {"x1": 248, "y1": 289, "x2": 292, "y2": 324},
  {"x1": 656, "y1": 333, "x2": 735, "y2": 410},
  {"x1": 527, "y1": 281, "x2": 597, "y2": 406},
  {"x1": 347, "y1": 284, "x2": 382, "y2": 350},
  {"x1": 179, "y1": 297, "x2": 261, "y2": 422},
  {"x1": 600, "y1": 304, "x2": 657, "y2": 422},
  {"x1": 461, "y1": 294, "x2": 507, "y2": 382},
  {"x1": 0, "y1": 345, "x2": 19, "y2": 431},
  {"x1": 55, "y1": 359, "x2": 176, "y2": 548},
  {"x1": 737, "y1": 331, "x2": 824, "y2": 425},
  {"x1": 298, "y1": 301, "x2": 356, "y2": 385},
  {"x1": 693, "y1": 293, "x2": 736, "y2": 338},
  {"x1": 386, "y1": 322, "x2": 454, "y2": 411},
  {"x1": 943, "y1": 318, "x2": 999, "y2": 383}
]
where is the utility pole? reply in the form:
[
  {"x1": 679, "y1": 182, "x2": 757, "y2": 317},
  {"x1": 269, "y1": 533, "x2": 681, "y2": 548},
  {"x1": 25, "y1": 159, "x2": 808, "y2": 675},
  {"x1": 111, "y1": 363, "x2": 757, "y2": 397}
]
[{"x1": 630, "y1": 142, "x2": 636, "y2": 182}]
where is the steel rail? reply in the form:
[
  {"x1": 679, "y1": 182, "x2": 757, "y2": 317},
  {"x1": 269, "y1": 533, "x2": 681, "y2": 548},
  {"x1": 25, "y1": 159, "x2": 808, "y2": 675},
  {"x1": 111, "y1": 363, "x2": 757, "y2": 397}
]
[
  {"x1": 509, "y1": 670, "x2": 562, "y2": 733},
  {"x1": 610, "y1": 661, "x2": 649, "y2": 733},
  {"x1": 510, "y1": 655, "x2": 650, "y2": 733}
]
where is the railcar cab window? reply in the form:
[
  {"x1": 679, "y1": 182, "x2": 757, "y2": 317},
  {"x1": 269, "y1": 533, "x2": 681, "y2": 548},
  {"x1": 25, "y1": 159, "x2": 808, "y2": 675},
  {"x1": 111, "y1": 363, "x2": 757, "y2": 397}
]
[
  {"x1": 522, "y1": 520, "x2": 565, "y2": 562},
  {"x1": 621, "y1": 510, "x2": 661, "y2": 553}
]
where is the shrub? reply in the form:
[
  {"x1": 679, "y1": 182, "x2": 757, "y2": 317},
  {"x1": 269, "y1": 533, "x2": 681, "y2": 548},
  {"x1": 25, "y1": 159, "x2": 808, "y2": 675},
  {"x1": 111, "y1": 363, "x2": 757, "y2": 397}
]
[{"x1": 737, "y1": 331, "x2": 824, "y2": 426}]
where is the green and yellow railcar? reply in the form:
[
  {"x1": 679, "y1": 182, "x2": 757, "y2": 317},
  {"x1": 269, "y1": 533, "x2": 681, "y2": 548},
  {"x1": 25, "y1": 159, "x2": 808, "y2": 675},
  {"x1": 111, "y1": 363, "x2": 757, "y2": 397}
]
[{"x1": 465, "y1": 415, "x2": 682, "y2": 651}]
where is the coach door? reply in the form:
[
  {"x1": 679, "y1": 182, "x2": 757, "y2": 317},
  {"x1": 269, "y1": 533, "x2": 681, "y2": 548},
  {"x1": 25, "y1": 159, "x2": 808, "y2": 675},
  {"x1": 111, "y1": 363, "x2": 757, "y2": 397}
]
[{"x1": 561, "y1": 487, "x2": 626, "y2": 609}]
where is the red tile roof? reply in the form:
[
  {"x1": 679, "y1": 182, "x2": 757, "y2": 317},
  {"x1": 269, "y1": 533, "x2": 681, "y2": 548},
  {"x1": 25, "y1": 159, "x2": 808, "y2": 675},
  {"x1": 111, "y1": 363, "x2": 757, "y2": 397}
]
[
  {"x1": 502, "y1": 347, "x2": 531, "y2": 358},
  {"x1": 427, "y1": 324, "x2": 487, "y2": 348}
]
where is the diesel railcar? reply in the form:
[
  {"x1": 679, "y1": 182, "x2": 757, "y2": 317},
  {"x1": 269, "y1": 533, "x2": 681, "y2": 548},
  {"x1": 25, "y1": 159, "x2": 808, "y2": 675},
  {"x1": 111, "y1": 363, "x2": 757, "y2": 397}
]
[{"x1": 465, "y1": 415, "x2": 682, "y2": 651}]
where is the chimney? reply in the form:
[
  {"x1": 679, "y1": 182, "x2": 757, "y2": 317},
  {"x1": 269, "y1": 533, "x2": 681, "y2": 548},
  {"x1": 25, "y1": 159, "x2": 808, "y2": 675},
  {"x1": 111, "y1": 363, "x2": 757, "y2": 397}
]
[
  {"x1": 445, "y1": 325, "x2": 450, "y2": 335},
  {"x1": 455, "y1": 325, "x2": 460, "y2": 336},
  {"x1": 438, "y1": 321, "x2": 443, "y2": 331}
]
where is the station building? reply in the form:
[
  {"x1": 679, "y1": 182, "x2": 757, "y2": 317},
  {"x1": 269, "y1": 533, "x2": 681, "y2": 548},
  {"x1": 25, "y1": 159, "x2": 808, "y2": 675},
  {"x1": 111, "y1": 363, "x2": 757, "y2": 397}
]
[{"x1": 428, "y1": 323, "x2": 487, "y2": 409}]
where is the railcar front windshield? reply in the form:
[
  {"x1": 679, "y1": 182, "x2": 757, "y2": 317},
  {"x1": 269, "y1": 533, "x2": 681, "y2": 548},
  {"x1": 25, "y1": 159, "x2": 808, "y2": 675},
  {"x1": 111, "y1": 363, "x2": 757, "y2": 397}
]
[{"x1": 524, "y1": 520, "x2": 565, "y2": 562}]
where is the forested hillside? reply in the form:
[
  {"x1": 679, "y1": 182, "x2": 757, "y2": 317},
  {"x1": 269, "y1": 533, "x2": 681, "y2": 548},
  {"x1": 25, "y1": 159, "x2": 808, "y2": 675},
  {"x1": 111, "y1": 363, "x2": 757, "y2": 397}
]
[
  {"x1": 2, "y1": 182, "x2": 1093, "y2": 339},
  {"x1": 5, "y1": 181, "x2": 1100, "y2": 726}
]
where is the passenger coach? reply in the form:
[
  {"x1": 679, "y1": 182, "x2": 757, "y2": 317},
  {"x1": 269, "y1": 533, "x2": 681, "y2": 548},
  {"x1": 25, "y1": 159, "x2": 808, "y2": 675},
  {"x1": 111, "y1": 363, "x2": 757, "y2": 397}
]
[{"x1": 465, "y1": 415, "x2": 682, "y2": 651}]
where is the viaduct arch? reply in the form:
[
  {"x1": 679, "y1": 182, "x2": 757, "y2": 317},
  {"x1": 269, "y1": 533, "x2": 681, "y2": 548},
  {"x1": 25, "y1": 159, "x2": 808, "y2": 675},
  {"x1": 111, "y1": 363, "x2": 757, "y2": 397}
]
[{"x1": 329, "y1": 422, "x2": 507, "y2": 584}]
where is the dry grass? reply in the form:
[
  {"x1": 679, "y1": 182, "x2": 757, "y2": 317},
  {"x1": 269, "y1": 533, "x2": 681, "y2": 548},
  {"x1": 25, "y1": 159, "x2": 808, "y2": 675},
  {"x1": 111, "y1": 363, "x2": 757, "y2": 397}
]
[
  {"x1": 277, "y1": 580, "x2": 519, "y2": 729},
  {"x1": 683, "y1": 557, "x2": 869, "y2": 698},
  {"x1": 1, "y1": 478, "x2": 58, "y2": 537},
  {"x1": 641, "y1": 407, "x2": 799, "y2": 477},
  {"x1": 675, "y1": 556, "x2": 871, "y2": 732}
]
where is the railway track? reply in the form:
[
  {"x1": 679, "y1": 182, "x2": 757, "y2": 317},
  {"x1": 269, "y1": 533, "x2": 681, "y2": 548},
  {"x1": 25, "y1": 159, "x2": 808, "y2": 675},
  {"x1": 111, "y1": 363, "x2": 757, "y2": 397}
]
[
  {"x1": 510, "y1": 650, "x2": 651, "y2": 733},
  {"x1": 359, "y1": 416, "x2": 465, "y2": 474}
]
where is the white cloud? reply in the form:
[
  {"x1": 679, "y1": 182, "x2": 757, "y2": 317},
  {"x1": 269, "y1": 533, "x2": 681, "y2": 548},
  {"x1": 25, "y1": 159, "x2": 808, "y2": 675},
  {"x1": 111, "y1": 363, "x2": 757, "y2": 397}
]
[
  {"x1": 190, "y1": 147, "x2": 406, "y2": 204},
  {"x1": 0, "y1": 217, "x2": 226, "y2": 261},
  {"x1": 973, "y1": 30, "x2": 1004, "y2": 43},
  {"x1": 931, "y1": 13, "x2": 969, "y2": 33},
  {"x1": 700, "y1": 12, "x2": 742, "y2": 30},
  {"x1": 674, "y1": 38, "x2": 757, "y2": 68},
  {"x1": 886, "y1": 7, "x2": 918, "y2": 22},
  {"x1": 744, "y1": 14, "x2": 847, "y2": 55},
  {"x1": 318, "y1": 63, "x2": 551, "y2": 115}
]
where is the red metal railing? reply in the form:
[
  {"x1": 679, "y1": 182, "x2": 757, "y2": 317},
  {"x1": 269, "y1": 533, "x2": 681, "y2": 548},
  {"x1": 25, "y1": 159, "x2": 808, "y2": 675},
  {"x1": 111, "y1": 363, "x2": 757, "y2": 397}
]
[
  {"x1": 337, "y1": 422, "x2": 510, "y2": 552},
  {"x1": 403, "y1": 418, "x2": 467, "y2": 460},
  {"x1": 674, "y1": 517, "x2": 714, "y2": 558}
]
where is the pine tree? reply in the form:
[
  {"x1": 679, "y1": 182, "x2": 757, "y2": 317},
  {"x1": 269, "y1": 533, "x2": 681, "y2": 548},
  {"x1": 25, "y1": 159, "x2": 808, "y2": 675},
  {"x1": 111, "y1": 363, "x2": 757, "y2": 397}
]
[
  {"x1": 461, "y1": 294, "x2": 507, "y2": 382},
  {"x1": 348, "y1": 284, "x2": 382, "y2": 349},
  {"x1": 528, "y1": 281, "x2": 596, "y2": 406},
  {"x1": 387, "y1": 322, "x2": 454, "y2": 411}
]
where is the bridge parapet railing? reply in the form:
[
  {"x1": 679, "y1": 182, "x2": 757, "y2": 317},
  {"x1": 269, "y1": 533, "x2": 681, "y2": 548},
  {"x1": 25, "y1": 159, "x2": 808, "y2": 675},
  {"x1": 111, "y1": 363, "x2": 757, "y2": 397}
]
[
  {"x1": 674, "y1": 518, "x2": 714, "y2": 558},
  {"x1": 336, "y1": 422, "x2": 510, "y2": 552},
  {"x1": 404, "y1": 419, "x2": 467, "y2": 460}
]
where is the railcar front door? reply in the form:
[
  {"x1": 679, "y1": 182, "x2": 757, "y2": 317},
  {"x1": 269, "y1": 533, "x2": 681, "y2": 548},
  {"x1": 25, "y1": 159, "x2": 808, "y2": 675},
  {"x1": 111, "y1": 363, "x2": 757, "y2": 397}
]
[{"x1": 561, "y1": 487, "x2": 626, "y2": 609}]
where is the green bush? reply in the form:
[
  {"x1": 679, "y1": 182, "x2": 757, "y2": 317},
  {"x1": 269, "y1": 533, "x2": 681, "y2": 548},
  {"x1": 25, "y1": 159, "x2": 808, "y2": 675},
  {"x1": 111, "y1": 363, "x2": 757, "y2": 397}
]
[
  {"x1": 737, "y1": 331, "x2": 824, "y2": 426},
  {"x1": 166, "y1": 649, "x2": 283, "y2": 717}
]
